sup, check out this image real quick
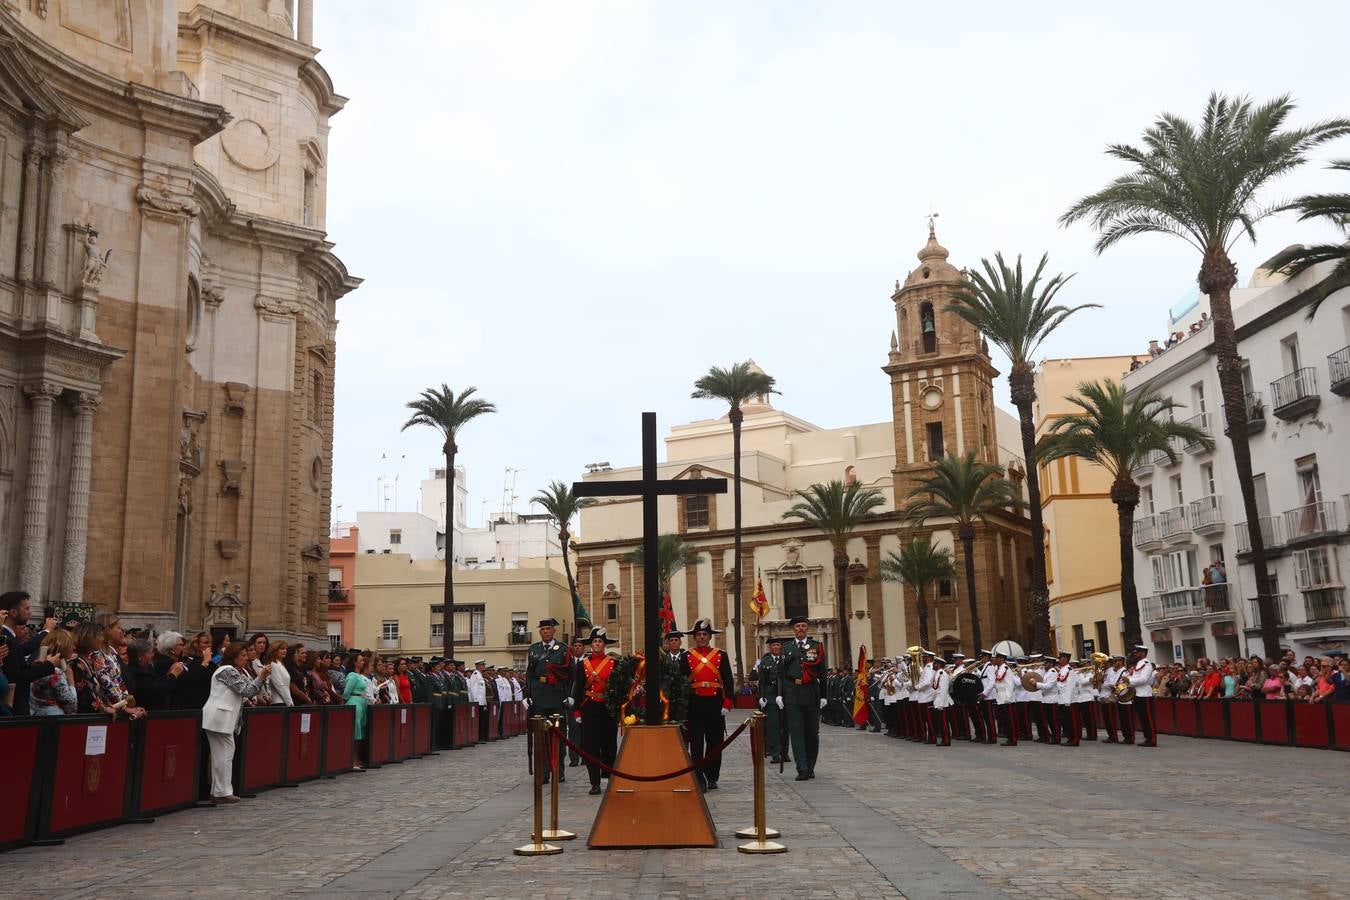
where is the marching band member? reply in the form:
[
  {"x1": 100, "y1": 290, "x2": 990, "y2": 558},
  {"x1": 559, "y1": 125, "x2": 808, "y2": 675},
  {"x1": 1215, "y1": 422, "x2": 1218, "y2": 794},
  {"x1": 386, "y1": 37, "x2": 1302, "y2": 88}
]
[
  {"x1": 1012, "y1": 656, "x2": 1035, "y2": 741},
  {"x1": 948, "y1": 654, "x2": 971, "y2": 740},
  {"x1": 1100, "y1": 654, "x2": 1125, "y2": 743},
  {"x1": 1036, "y1": 656, "x2": 1061, "y2": 743},
  {"x1": 1052, "y1": 652, "x2": 1080, "y2": 747},
  {"x1": 991, "y1": 650, "x2": 1017, "y2": 746},
  {"x1": 879, "y1": 660, "x2": 901, "y2": 737},
  {"x1": 929, "y1": 657, "x2": 953, "y2": 746},
  {"x1": 977, "y1": 649, "x2": 997, "y2": 744},
  {"x1": 1127, "y1": 645, "x2": 1158, "y2": 747},
  {"x1": 913, "y1": 651, "x2": 936, "y2": 744},
  {"x1": 1074, "y1": 659, "x2": 1098, "y2": 741},
  {"x1": 895, "y1": 662, "x2": 914, "y2": 740}
]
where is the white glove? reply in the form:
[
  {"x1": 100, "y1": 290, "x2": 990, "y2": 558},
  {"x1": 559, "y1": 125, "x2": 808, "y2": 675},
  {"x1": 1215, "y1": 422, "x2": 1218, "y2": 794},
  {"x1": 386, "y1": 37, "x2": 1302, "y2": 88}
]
[
  {"x1": 775, "y1": 696, "x2": 784, "y2": 710},
  {"x1": 563, "y1": 697, "x2": 574, "y2": 708},
  {"x1": 523, "y1": 698, "x2": 531, "y2": 709},
  {"x1": 721, "y1": 706, "x2": 728, "y2": 717},
  {"x1": 758, "y1": 697, "x2": 766, "y2": 708},
  {"x1": 819, "y1": 698, "x2": 828, "y2": 709}
]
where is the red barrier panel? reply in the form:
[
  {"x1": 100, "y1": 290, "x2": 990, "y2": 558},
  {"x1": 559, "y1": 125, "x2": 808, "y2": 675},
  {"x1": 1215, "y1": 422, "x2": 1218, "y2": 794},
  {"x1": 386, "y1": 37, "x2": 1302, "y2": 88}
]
[
  {"x1": 468, "y1": 705, "x2": 479, "y2": 745},
  {"x1": 1333, "y1": 704, "x2": 1350, "y2": 751},
  {"x1": 41, "y1": 716, "x2": 132, "y2": 840},
  {"x1": 237, "y1": 707, "x2": 287, "y2": 793},
  {"x1": 1153, "y1": 698, "x2": 1176, "y2": 734},
  {"x1": 285, "y1": 708, "x2": 323, "y2": 783},
  {"x1": 134, "y1": 712, "x2": 201, "y2": 817},
  {"x1": 1198, "y1": 700, "x2": 1226, "y2": 739},
  {"x1": 1292, "y1": 703, "x2": 1331, "y2": 749},
  {"x1": 323, "y1": 706, "x2": 356, "y2": 774},
  {"x1": 367, "y1": 705, "x2": 395, "y2": 766},
  {"x1": 393, "y1": 706, "x2": 414, "y2": 761},
  {"x1": 1229, "y1": 701, "x2": 1257, "y2": 741},
  {"x1": 413, "y1": 704, "x2": 432, "y2": 755},
  {"x1": 1174, "y1": 699, "x2": 1199, "y2": 736},
  {"x1": 1258, "y1": 701, "x2": 1291, "y2": 745},
  {"x1": 734, "y1": 694, "x2": 758, "y2": 709},
  {"x1": 0, "y1": 719, "x2": 43, "y2": 849},
  {"x1": 486, "y1": 702, "x2": 500, "y2": 740}
]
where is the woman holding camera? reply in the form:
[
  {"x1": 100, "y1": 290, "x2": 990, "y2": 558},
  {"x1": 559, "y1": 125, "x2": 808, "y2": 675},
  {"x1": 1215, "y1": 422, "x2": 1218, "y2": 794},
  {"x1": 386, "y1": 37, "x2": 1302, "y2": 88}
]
[{"x1": 201, "y1": 641, "x2": 271, "y2": 804}]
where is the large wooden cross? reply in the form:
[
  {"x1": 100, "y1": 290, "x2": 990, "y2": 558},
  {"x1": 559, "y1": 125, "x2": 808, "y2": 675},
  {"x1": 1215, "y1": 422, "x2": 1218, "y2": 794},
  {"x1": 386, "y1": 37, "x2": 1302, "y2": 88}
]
[{"x1": 574, "y1": 412, "x2": 727, "y2": 725}]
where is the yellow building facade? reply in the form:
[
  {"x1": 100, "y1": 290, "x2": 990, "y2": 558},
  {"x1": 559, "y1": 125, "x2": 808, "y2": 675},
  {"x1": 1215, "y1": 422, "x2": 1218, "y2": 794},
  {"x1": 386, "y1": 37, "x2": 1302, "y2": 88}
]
[
  {"x1": 1035, "y1": 356, "x2": 1137, "y2": 658},
  {"x1": 352, "y1": 553, "x2": 574, "y2": 669}
]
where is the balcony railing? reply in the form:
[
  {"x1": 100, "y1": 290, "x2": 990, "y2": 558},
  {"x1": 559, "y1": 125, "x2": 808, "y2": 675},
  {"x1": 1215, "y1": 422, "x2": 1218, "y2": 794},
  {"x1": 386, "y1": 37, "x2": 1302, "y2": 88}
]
[
  {"x1": 1223, "y1": 391, "x2": 1266, "y2": 435},
  {"x1": 1283, "y1": 500, "x2": 1339, "y2": 542},
  {"x1": 1158, "y1": 505, "x2": 1190, "y2": 542},
  {"x1": 1270, "y1": 368, "x2": 1320, "y2": 420},
  {"x1": 1329, "y1": 346, "x2": 1350, "y2": 396},
  {"x1": 508, "y1": 630, "x2": 533, "y2": 645},
  {"x1": 328, "y1": 588, "x2": 349, "y2": 604},
  {"x1": 1141, "y1": 597, "x2": 1164, "y2": 625},
  {"x1": 1200, "y1": 582, "x2": 1232, "y2": 614},
  {"x1": 1159, "y1": 438, "x2": 1184, "y2": 466},
  {"x1": 1133, "y1": 515, "x2": 1161, "y2": 549},
  {"x1": 1183, "y1": 413, "x2": 1214, "y2": 453},
  {"x1": 1159, "y1": 588, "x2": 1205, "y2": 620},
  {"x1": 1304, "y1": 588, "x2": 1347, "y2": 623},
  {"x1": 378, "y1": 636, "x2": 401, "y2": 651},
  {"x1": 1189, "y1": 495, "x2": 1224, "y2": 535},
  {"x1": 1246, "y1": 594, "x2": 1288, "y2": 628},
  {"x1": 1236, "y1": 516, "x2": 1284, "y2": 553}
]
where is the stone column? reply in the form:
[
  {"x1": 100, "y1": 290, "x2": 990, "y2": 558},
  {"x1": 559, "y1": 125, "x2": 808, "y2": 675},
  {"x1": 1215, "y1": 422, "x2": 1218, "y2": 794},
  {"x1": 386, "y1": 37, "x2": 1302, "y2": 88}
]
[
  {"x1": 60, "y1": 393, "x2": 100, "y2": 605},
  {"x1": 18, "y1": 383, "x2": 61, "y2": 602},
  {"x1": 16, "y1": 139, "x2": 41, "y2": 284},
  {"x1": 41, "y1": 146, "x2": 68, "y2": 286},
  {"x1": 297, "y1": 0, "x2": 314, "y2": 43}
]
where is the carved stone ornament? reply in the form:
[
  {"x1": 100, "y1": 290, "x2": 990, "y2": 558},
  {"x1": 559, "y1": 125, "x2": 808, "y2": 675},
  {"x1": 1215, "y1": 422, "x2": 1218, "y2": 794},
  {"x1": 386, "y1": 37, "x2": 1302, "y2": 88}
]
[
  {"x1": 219, "y1": 459, "x2": 246, "y2": 496},
  {"x1": 222, "y1": 382, "x2": 249, "y2": 415},
  {"x1": 179, "y1": 410, "x2": 206, "y2": 475},
  {"x1": 217, "y1": 540, "x2": 241, "y2": 559},
  {"x1": 300, "y1": 542, "x2": 324, "y2": 562},
  {"x1": 29, "y1": 2, "x2": 50, "y2": 21},
  {"x1": 220, "y1": 118, "x2": 280, "y2": 172},
  {"x1": 136, "y1": 184, "x2": 197, "y2": 218},
  {"x1": 255, "y1": 294, "x2": 301, "y2": 317},
  {"x1": 79, "y1": 228, "x2": 112, "y2": 287},
  {"x1": 602, "y1": 583, "x2": 620, "y2": 601},
  {"x1": 782, "y1": 538, "x2": 803, "y2": 568},
  {"x1": 178, "y1": 475, "x2": 193, "y2": 515},
  {"x1": 205, "y1": 581, "x2": 247, "y2": 634}
]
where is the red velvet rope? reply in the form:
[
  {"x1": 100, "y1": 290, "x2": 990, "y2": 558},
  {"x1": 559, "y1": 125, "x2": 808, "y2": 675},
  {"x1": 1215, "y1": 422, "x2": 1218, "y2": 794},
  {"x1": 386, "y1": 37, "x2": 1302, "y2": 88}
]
[{"x1": 547, "y1": 717, "x2": 752, "y2": 782}]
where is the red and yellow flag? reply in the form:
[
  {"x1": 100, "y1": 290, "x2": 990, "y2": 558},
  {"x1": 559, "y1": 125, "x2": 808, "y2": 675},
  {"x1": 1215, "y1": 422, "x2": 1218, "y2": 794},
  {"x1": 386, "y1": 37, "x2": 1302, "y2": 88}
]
[
  {"x1": 852, "y1": 645, "x2": 870, "y2": 726},
  {"x1": 659, "y1": 590, "x2": 676, "y2": 634},
  {"x1": 750, "y1": 577, "x2": 769, "y2": 619}
]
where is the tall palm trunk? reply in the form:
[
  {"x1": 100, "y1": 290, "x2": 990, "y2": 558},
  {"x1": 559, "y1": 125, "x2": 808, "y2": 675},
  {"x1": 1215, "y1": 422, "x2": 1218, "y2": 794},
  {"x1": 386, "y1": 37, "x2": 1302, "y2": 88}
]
[
  {"x1": 729, "y1": 406, "x2": 745, "y2": 684},
  {"x1": 1009, "y1": 364, "x2": 1050, "y2": 651},
  {"x1": 916, "y1": 584, "x2": 931, "y2": 649},
  {"x1": 1111, "y1": 478, "x2": 1142, "y2": 648},
  {"x1": 833, "y1": 549, "x2": 851, "y2": 666},
  {"x1": 559, "y1": 525, "x2": 580, "y2": 627},
  {"x1": 958, "y1": 524, "x2": 983, "y2": 652},
  {"x1": 1201, "y1": 249, "x2": 1278, "y2": 657},
  {"x1": 443, "y1": 447, "x2": 457, "y2": 657}
]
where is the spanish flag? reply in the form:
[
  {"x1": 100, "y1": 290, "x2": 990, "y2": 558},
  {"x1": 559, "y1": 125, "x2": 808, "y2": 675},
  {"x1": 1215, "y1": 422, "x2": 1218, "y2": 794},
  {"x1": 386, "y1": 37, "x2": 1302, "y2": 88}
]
[
  {"x1": 750, "y1": 576, "x2": 769, "y2": 619},
  {"x1": 852, "y1": 645, "x2": 870, "y2": 726}
]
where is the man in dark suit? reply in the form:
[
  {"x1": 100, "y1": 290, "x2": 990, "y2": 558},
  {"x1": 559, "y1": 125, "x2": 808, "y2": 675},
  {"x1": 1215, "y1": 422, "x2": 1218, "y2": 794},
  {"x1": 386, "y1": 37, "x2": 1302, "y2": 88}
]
[
  {"x1": 2, "y1": 591, "x2": 56, "y2": 717},
  {"x1": 778, "y1": 615, "x2": 825, "y2": 780}
]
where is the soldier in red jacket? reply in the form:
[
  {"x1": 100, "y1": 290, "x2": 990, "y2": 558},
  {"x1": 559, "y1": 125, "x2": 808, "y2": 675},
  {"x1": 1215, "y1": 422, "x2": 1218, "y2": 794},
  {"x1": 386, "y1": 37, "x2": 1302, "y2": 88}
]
[{"x1": 684, "y1": 618, "x2": 735, "y2": 792}]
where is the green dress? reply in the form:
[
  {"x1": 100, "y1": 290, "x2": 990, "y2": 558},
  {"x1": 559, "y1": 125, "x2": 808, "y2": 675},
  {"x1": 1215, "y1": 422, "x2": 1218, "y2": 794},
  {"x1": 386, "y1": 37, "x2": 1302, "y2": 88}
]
[{"x1": 344, "y1": 672, "x2": 371, "y2": 739}]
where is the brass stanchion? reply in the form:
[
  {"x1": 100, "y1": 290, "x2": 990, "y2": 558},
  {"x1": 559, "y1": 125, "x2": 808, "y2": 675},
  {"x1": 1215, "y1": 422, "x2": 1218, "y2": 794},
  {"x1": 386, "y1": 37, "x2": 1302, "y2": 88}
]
[
  {"x1": 542, "y1": 714, "x2": 575, "y2": 842},
  {"x1": 514, "y1": 716, "x2": 563, "y2": 856},
  {"x1": 737, "y1": 712, "x2": 786, "y2": 853}
]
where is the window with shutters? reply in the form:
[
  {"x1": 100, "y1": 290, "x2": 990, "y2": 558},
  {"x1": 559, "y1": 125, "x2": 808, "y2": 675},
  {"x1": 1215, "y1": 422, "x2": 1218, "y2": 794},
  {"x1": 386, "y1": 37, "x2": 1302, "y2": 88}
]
[
  {"x1": 1294, "y1": 547, "x2": 1338, "y2": 589},
  {"x1": 382, "y1": 620, "x2": 399, "y2": 640},
  {"x1": 926, "y1": 423, "x2": 944, "y2": 461},
  {"x1": 783, "y1": 578, "x2": 808, "y2": 620},
  {"x1": 684, "y1": 495, "x2": 709, "y2": 529}
]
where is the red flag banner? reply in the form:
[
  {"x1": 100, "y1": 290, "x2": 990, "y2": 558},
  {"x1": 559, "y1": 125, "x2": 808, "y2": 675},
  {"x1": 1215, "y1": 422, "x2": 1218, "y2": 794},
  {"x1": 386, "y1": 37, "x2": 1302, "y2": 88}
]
[
  {"x1": 852, "y1": 645, "x2": 870, "y2": 726},
  {"x1": 750, "y1": 577, "x2": 769, "y2": 619},
  {"x1": 659, "y1": 590, "x2": 676, "y2": 634}
]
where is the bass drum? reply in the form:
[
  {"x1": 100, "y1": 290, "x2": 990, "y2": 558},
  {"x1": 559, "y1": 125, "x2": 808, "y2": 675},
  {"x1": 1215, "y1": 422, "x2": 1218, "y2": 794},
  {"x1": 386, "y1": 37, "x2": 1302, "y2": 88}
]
[{"x1": 950, "y1": 671, "x2": 983, "y2": 706}]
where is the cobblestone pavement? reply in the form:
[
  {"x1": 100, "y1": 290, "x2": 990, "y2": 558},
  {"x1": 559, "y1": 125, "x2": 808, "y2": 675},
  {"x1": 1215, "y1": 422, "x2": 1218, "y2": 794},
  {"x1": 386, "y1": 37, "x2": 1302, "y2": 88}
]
[{"x1": 7, "y1": 712, "x2": 1349, "y2": 898}]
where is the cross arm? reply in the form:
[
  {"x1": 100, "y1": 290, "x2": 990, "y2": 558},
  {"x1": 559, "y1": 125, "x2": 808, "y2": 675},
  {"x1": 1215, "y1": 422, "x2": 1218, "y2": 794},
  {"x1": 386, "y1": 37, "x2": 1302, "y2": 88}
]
[{"x1": 572, "y1": 477, "x2": 728, "y2": 499}]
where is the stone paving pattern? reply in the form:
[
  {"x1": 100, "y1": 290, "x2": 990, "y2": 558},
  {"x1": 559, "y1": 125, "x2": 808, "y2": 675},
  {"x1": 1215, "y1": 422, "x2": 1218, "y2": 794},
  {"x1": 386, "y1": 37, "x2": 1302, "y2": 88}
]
[{"x1": 7, "y1": 712, "x2": 1348, "y2": 898}]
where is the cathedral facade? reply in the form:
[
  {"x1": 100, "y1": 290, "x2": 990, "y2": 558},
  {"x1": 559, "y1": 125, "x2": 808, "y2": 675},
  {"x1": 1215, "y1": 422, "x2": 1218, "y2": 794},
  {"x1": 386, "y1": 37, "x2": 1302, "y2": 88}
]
[
  {"x1": 573, "y1": 229, "x2": 1033, "y2": 669},
  {"x1": 0, "y1": 0, "x2": 357, "y2": 645}
]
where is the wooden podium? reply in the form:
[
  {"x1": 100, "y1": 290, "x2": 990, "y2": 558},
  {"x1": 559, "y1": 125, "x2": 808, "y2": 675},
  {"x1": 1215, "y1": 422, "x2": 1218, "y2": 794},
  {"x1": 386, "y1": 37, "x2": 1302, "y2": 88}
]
[{"x1": 586, "y1": 724, "x2": 717, "y2": 848}]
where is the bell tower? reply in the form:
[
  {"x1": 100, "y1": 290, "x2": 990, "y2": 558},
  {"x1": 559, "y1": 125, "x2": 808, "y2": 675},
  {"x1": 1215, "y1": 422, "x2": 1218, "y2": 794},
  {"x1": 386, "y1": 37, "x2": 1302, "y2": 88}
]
[{"x1": 883, "y1": 224, "x2": 1001, "y2": 506}]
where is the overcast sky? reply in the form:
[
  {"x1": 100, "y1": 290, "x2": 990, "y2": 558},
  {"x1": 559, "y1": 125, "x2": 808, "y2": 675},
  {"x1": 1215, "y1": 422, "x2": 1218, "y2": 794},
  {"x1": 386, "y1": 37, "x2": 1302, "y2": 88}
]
[{"x1": 315, "y1": 1, "x2": 1350, "y2": 531}]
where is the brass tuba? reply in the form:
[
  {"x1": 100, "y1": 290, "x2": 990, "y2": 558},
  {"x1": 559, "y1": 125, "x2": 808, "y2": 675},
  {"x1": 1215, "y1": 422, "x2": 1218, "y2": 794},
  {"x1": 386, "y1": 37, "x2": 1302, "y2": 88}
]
[
  {"x1": 905, "y1": 646, "x2": 925, "y2": 684},
  {"x1": 1089, "y1": 651, "x2": 1111, "y2": 689}
]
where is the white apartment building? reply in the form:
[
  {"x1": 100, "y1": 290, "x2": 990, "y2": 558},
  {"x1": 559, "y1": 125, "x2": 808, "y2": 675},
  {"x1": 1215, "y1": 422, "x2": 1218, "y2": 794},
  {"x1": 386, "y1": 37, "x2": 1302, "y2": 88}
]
[
  {"x1": 1122, "y1": 261, "x2": 1350, "y2": 663},
  {"x1": 356, "y1": 511, "x2": 443, "y2": 561}
]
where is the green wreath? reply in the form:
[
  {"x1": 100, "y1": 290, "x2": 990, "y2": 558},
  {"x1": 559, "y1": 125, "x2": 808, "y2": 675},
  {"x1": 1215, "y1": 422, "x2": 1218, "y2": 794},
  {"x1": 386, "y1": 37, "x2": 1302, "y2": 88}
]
[{"x1": 604, "y1": 654, "x2": 691, "y2": 723}]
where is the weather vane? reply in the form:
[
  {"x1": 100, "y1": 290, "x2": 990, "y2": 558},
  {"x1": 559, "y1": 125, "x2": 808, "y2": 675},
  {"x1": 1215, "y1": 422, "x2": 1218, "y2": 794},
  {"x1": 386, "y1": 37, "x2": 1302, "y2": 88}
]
[{"x1": 926, "y1": 209, "x2": 940, "y2": 235}]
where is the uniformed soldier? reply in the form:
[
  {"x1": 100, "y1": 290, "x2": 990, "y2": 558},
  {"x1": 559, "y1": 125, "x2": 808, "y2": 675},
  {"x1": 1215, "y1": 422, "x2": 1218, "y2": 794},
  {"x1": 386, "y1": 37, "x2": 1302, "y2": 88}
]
[
  {"x1": 1073, "y1": 658, "x2": 1098, "y2": 741},
  {"x1": 991, "y1": 650, "x2": 1017, "y2": 746},
  {"x1": 1126, "y1": 645, "x2": 1158, "y2": 747},
  {"x1": 913, "y1": 651, "x2": 936, "y2": 744},
  {"x1": 976, "y1": 649, "x2": 997, "y2": 744},
  {"x1": 930, "y1": 657, "x2": 953, "y2": 746},
  {"x1": 664, "y1": 629, "x2": 687, "y2": 669},
  {"x1": 866, "y1": 663, "x2": 884, "y2": 733},
  {"x1": 407, "y1": 657, "x2": 430, "y2": 704},
  {"x1": 572, "y1": 627, "x2": 619, "y2": 794},
  {"x1": 468, "y1": 660, "x2": 489, "y2": 740},
  {"x1": 685, "y1": 618, "x2": 734, "y2": 791},
  {"x1": 948, "y1": 654, "x2": 970, "y2": 740},
  {"x1": 567, "y1": 637, "x2": 586, "y2": 766},
  {"x1": 1035, "y1": 656, "x2": 1060, "y2": 744},
  {"x1": 1052, "y1": 652, "x2": 1080, "y2": 746},
  {"x1": 777, "y1": 615, "x2": 825, "y2": 780},
  {"x1": 1100, "y1": 654, "x2": 1125, "y2": 743},
  {"x1": 756, "y1": 634, "x2": 790, "y2": 764},
  {"x1": 524, "y1": 617, "x2": 573, "y2": 783}
]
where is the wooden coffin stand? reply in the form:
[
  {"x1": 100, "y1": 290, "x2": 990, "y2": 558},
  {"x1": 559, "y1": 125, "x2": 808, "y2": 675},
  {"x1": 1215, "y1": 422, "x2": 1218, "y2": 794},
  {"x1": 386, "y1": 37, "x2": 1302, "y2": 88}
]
[{"x1": 586, "y1": 724, "x2": 717, "y2": 849}]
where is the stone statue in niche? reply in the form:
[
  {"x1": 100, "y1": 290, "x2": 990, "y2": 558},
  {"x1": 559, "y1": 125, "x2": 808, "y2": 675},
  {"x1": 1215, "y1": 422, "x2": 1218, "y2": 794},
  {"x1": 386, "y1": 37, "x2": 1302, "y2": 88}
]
[
  {"x1": 79, "y1": 228, "x2": 112, "y2": 287},
  {"x1": 178, "y1": 476, "x2": 193, "y2": 515}
]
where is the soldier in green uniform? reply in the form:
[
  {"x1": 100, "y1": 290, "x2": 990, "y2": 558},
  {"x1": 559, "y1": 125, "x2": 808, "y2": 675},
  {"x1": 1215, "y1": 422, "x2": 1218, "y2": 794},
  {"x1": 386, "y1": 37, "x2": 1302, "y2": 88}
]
[
  {"x1": 756, "y1": 634, "x2": 790, "y2": 765},
  {"x1": 778, "y1": 615, "x2": 825, "y2": 780},
  {"x1": 524, "y1": 617, "x2": 572, "y2": 783}
]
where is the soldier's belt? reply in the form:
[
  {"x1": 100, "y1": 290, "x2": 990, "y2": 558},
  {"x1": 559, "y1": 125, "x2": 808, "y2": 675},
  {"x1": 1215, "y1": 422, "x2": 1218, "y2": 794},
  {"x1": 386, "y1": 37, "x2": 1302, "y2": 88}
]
[
  {"x1": 538, "y1": 677, "x2": 549, "y2": 683},
  {"x1": 693, "y1": 681, "x2": 721, "y2": 689}
]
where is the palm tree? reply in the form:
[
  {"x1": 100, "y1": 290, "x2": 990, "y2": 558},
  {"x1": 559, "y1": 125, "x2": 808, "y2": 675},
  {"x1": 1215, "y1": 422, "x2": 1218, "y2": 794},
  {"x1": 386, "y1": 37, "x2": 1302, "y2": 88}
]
[
  {"x1": 947, "y1": 252, "x2": 1097, "y2": 652},
  {"x1": 625, "y1": 533, "x2": 702, "y2": 594},
  {"x1": 530, "y1": 480, "x2": 594, "y2": 632},
  {"x1": 401, "y1": 385, "x2": 496, "y2": 656},
  {"x1": 781, "y1": 480, "x2": 885, "y2": 663},
  {"x1": 904, "y1": 452, "x2": 1025, "y2": 653},
  {"x1": 692, "y1": 360, "x2": 778, "y2": 684},
  {"x1": 877, "y1": 538, "x2": 955, "y2": 650},
  {"x1": 1060, "y1": 93, "x2": 1350, "y2": 657},
  {"x1": 1265, "y1": 159, "x2": 1350, "y2": 316},
  {"x1": 1037, "y1": 381, "x2": 1212, "y2": 649}
]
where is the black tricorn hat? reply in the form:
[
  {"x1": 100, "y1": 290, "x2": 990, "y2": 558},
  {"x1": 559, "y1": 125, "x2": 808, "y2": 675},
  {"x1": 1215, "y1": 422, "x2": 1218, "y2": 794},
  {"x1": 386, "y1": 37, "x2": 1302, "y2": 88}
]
[
  {"x1": 689, "y1": 618, "x2": 721, "y2": 635},
  {"x1": 663, "y1": 630, "x2": 685, "y2": 640},
  {"x1": 538, "y1": 617, "x2": 559, "y2": 628},
  {"x1": 586, "y1": 626, "x2": 619, "y2": 645},
  {"x1": 788, "y1": 615, "x2": 809, "y2": 626}
]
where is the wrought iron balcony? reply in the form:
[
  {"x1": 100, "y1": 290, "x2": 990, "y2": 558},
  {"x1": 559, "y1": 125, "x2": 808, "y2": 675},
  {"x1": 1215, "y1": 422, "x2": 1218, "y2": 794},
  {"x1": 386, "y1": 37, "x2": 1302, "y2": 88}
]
[
  {"x1": 1200, "y1": 582, "x2": 1233, "y2": 614},
  {"x1": 1183, "y1": 413, "x2": 1214, "y2": 454},
  {"x1": 1246, "y1": 594, "x2": 1288, "y2": 628},
  {"x1": 378, "y1": 636, "x2": 401, "y2": 651},
  {"x1": 1304, "y1": 588, "x2": 1347, "y2": 623},
  {"x1": 1158, "y1": 438, "x2": 1184, "y2": 466},
  {"x1": 1159, "y1": 588, "x2": 1205, "y2": 620},
  {"x1": 1270, "y1": 368, "x2": 1320, "y2": 420},
  {"x1": 328, "y1": 587, "x2": 350, "y2": 604},
  {"x1": 1158, "y1": 505, "x2": 1190, "y2": 543},
  {"x1": 1141, "y1": 596, "x2": 1165, "y2": 625},
  {"x1": 1236, "y1": 516, "x2": 1283, "y2": 553},
  {"x1": 1329, "y1": 346, "x2": 1350, "y2": 396},
  {"x1": 1188, "y1": 496, "x2": 1223, "y2": 536},
  {"x1": 1222, "y1": 391, "x2": 1266, "y2": 435},
  {"x1": 508, "y1": 629, "x2": 533, "y2": 646},
  {"x1": 1133, "y1": 515, "x2": 1163, "y2": 551},
  {"x1": 1283, "y1": 500, "x2": 1339, "y2": 542}
]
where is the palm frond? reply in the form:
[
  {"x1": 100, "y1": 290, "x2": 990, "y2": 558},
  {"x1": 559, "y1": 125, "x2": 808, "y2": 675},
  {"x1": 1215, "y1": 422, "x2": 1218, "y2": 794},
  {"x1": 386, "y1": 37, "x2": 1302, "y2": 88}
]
[
  {"x1": 902, "y1": 451, "x2": 1026, "y2": 528},
  {"x1": 691, "y1": 360, "x2": 780, "y2": 408},
  {"x1": 781, "y1": 480, "x2": 886, "y2": 548}
]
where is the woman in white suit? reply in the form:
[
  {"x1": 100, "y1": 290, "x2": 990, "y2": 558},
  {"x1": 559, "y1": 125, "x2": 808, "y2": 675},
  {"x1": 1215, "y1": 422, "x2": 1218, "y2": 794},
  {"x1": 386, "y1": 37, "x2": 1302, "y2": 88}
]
[{"x1": 202, "y1": 641, "x2": 271, "y2": 804}]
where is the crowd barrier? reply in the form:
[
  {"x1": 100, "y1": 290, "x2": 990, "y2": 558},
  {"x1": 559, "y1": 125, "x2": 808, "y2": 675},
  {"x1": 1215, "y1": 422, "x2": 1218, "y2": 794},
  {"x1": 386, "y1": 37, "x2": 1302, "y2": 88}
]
[
  {"x1": 1139, "y1": 697, "x2": 1347, "y2": 750},
  {"x1": 1, "y1": 701, "x2": 514, "y2": 851}
]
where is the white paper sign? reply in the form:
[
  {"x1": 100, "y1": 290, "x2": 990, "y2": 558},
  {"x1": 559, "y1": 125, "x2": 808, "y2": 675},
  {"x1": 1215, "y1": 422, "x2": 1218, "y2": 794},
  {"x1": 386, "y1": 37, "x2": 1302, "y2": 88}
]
[
  {"x1": 84, "y1": 725, "x2": 108, "y2": 757},
  {"x1": 400, "y1": 709, "x2": 408, "y2": 724},
  {"x1": 300, "y1": 713, "x2": 312, "y2": 734}
]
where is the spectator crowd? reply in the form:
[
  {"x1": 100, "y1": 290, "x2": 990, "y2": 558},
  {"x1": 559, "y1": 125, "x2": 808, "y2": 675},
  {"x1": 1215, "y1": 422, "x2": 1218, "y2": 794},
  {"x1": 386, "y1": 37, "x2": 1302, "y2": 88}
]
[{"x1": 1154, "y1": 650, "x2": 1350, "y2": 704}]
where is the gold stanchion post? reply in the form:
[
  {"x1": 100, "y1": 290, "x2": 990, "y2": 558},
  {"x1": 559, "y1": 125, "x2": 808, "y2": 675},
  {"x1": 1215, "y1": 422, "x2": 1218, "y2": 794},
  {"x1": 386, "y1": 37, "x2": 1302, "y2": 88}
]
[
  {"x1": 542, "y1": 714, "x2": 576, "y2": 841},
  {"x1": 738, "y1": 712, "x2": 786, "y2": 853},
  {"x1": 514, "y1": 716, "x2": 563, "y2": 856}
]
